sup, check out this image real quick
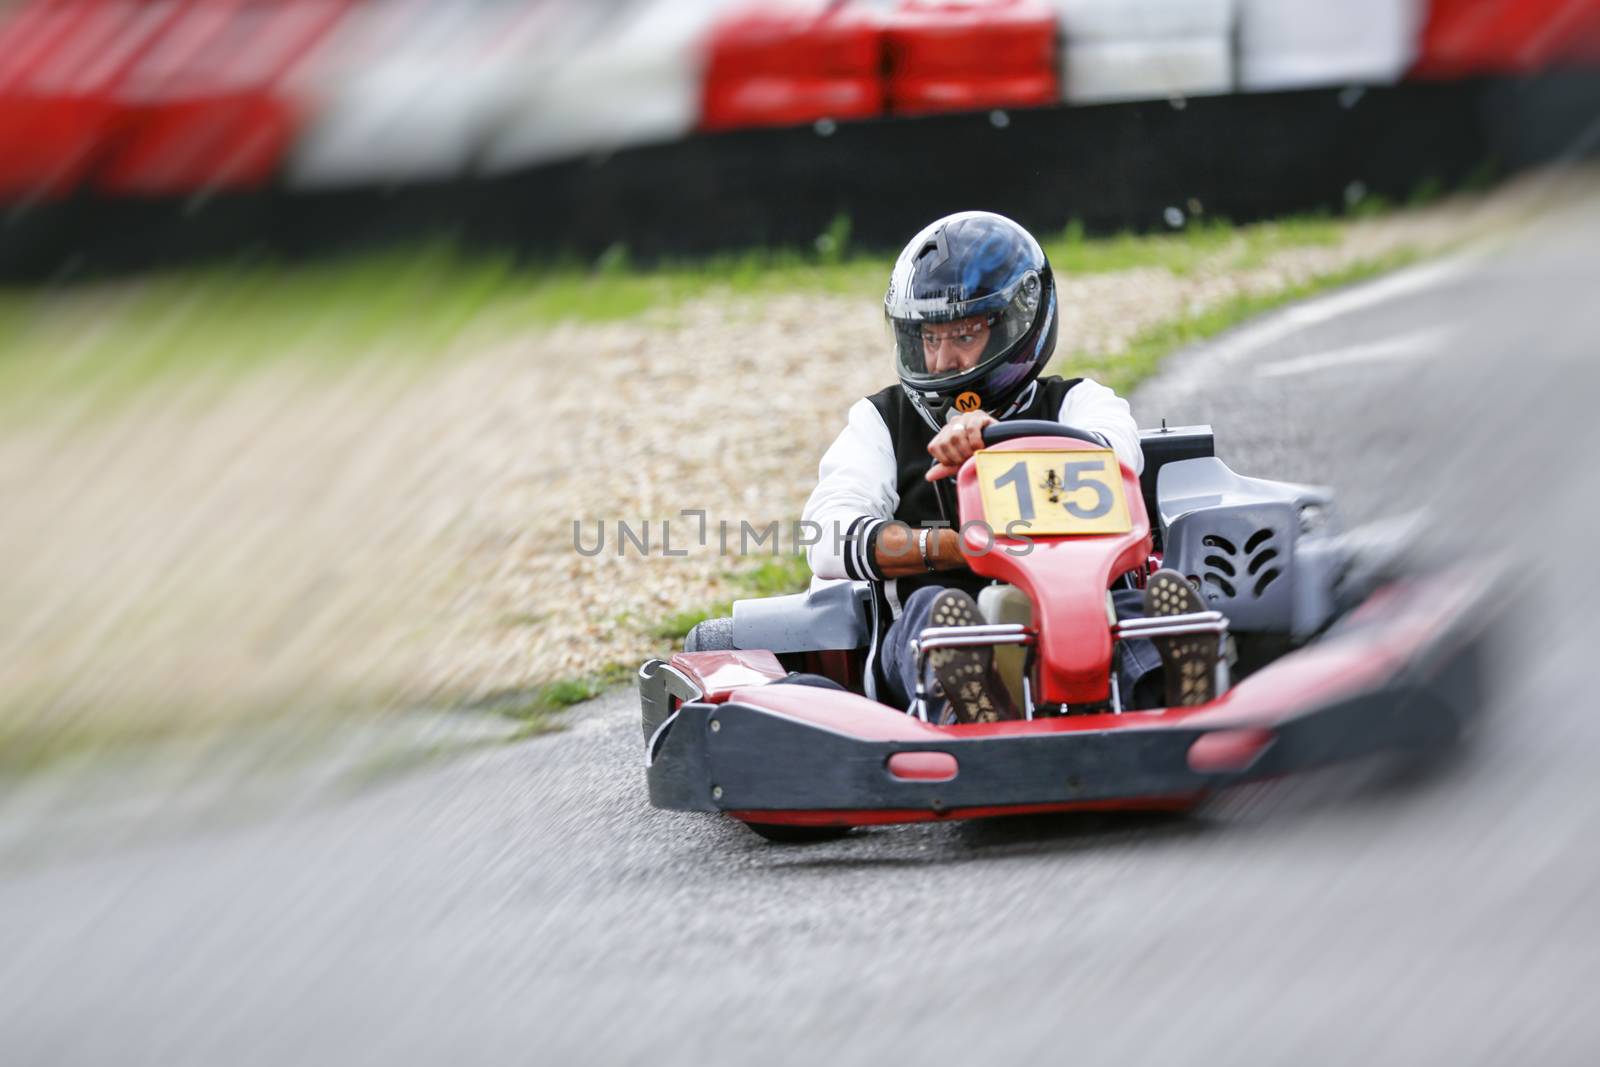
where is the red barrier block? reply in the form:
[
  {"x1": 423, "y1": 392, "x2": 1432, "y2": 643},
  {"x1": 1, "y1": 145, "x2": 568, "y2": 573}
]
[
  {"x1": 0, "y1": 0, "x2": 179, "y2": 202},
  {"x1": 886, "y1": 0, "x2": 1056, "y2": 76},
  {"x1": 702, "y1": 74, "x2": 883, "y2": 131},
  {"x1": 97, "y1": 0, "x2": 352, "y2": 196},
  {"x1": 1413, "y1": 0, "x2": 1600, "y2": 77},
  {"x1": 706, "y1": 1, "x2": 882, "y2": 80},
  {"x1": 885, "y1": 0, "x2": 1057, "y2": 114},
  {"x1": 700, "y1": 1, "x2": 884, "y2": 131},
  {"x1": 890, "y1": 70, "x2": 1057, "y2": 115}
]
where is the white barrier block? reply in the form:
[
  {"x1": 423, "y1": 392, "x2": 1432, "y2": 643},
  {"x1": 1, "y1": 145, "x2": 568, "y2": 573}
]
[
  {"x1": 1237, "y1": 0, "x2": 1423, "y2": 91},
  {"x1": 1063, "y1": 36, "x2": 1232, "y2": 103},
  {"x1": 288, "y1": 0, "x2": 601, "y2": 188},
  {"x1": 1050, "y1": 0, "x2": 1234, "y2": 43},
  {"x1": 480, "y1": 0, "x2": 733, "y2": 175}
]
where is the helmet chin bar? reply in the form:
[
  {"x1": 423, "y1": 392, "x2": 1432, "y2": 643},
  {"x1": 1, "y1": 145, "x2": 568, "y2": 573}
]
[{"x1": 908, "y1": 377, "x2": 1039, "y2": 431}]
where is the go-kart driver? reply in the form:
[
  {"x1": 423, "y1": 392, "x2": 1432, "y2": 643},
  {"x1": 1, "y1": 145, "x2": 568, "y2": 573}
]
[{"x1": 801, "y1": 211, "x2": 1219, "y2": 722}]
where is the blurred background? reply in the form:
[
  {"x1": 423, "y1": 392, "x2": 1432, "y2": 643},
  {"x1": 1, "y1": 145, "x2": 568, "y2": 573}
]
[
  {"x1": 0, "y1": 0, "x2": 1597, "y2": 273},
  {"x1": 1, "y1": 2, "x2": 1599, "y2": 1064}
]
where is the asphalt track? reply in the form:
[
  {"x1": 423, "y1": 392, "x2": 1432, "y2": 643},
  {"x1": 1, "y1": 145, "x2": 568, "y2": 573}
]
[{"x1": 4, "y1": 191, "x2": 1599, "y2": 1065}]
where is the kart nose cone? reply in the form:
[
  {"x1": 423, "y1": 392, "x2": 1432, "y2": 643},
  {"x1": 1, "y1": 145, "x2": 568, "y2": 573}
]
[{"x1": 887, "y1": 751, "x2": 960, "y2": 782}]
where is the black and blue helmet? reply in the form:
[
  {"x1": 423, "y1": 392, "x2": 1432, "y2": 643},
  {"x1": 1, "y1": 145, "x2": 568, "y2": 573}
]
[{"x1": 885, "y1": 211, "x2": 1059, "y2": 427}]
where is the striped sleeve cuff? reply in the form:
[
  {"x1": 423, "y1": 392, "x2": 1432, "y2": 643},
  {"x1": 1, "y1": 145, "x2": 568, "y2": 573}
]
[{"x1": 842, "y1": 516, "x2": 890, "y2": 581}]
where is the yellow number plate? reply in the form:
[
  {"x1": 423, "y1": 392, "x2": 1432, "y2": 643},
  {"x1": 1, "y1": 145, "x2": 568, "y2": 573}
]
[{"x1": 974, "y1": 449, "x2": 1132, "y2": 537}]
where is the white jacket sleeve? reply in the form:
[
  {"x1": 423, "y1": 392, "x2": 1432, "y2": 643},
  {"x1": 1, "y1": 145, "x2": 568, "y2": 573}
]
[
  {"x1": 801, "y1": 398, "x2": 899, "y2": 581},
  {"x1": 1060, "y1": 377, "x2": 1144, "y2": 476}
]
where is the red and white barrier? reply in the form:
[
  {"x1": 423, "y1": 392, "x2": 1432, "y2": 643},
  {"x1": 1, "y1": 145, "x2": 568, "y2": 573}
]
[{"x1": 0, "y1": 0, "x2": 1598, "y2": 201}]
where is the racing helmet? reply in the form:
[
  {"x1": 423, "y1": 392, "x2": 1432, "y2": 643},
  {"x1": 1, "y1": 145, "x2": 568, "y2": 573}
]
[{"x1": 885, "y1": 211, "x2": 1059, "y2": 427}]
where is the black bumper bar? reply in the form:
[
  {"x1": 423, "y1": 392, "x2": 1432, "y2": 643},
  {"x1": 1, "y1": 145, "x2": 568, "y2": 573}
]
[{"x1": 646, "y1": 608, "x2": 1490, "y2": 818}]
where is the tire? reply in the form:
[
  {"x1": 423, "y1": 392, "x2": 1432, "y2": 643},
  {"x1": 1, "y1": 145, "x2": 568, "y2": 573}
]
[
  {"x1": 742, "y1": 821, "x2": 853, "y2": 844},
  {"x1": 684, "y1": 615, "x2": 735, "y2": 652}
]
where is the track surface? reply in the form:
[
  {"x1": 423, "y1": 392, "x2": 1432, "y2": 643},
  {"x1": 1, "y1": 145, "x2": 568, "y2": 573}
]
[{"x1": 4, "y1": 195, "x2": 1599, "y2": 1065}]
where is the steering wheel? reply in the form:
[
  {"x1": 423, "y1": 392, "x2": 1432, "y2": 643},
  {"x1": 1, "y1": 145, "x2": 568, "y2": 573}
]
[{"x1": 981, "y1": 419, "x2": 1103, "y2": 447}]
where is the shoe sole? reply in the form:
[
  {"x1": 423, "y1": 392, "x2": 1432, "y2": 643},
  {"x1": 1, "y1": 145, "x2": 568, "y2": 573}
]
[
  {"x1": 925, "y1": 590, "x2": 1009, "y2": 724},
  {"x1": 1145, "y1": 571, "x2": 1219, "y2": 708}
]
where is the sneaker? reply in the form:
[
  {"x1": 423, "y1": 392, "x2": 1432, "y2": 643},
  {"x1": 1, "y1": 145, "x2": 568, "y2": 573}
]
[
  {"x1": 924, "y1": 588, "x2": 1019, "y2": 724},
  {"x1": 1144, "y1": 569, "x2": 1223, "y2": 707}
]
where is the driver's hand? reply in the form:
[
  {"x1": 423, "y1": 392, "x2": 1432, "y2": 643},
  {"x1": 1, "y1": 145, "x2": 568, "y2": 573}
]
[{"x1": 926, "y1": 411, "x2": 997, "y2": 481}]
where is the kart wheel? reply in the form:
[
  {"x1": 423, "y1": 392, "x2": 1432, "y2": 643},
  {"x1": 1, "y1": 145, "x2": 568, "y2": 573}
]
[
  {"x1": 742, "y1": 821, "x2": 852, "y2": 844},
  {"x1": 684, "y1": 615, "x2": 734, "y2": 652}
]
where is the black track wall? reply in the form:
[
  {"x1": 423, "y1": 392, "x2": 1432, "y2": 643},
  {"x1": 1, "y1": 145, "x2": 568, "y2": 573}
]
[{"x1": 1, "y1": 70, "x2": 1595, "y2": 282}]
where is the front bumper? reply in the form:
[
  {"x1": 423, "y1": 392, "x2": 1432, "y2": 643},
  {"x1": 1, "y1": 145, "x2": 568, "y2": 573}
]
[{"x1": 643, "y1": 573, "x2": 1495, "y2": 825}]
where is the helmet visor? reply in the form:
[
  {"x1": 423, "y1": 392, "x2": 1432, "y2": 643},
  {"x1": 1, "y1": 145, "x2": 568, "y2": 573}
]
[{"x1": 891, "y1": 272, "x2": 1042, "y2": 385}]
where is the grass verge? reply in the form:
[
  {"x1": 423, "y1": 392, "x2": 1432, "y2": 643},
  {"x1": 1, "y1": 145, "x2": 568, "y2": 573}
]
[
  {"x1": 479, "y1": 556, "x2": 819, "y2": 742},
  {"x1": 650, "y1": 554, "x2": 815, "y2": 642},
  {"x1": 480, "y1": 662, "x2": 640, "y2": 739},
  {"x1": 0, "y1": 211, "x2": 1367, "y2": 412}
]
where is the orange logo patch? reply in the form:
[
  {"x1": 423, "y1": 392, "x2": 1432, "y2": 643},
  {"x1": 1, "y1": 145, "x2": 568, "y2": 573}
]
[{"x1": 954, "y1": 391, "x2": 982, "y2": 413}]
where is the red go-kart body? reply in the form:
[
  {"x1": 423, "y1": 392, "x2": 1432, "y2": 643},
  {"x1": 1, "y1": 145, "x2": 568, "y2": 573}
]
[{"x1": 640, "y1": 430, "x2": 1492, "y2": 840}]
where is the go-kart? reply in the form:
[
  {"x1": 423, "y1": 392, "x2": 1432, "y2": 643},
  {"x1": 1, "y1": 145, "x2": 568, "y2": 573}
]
[{"x1": 639, "y1": 421, "x2": 1494, "y2": 842}]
